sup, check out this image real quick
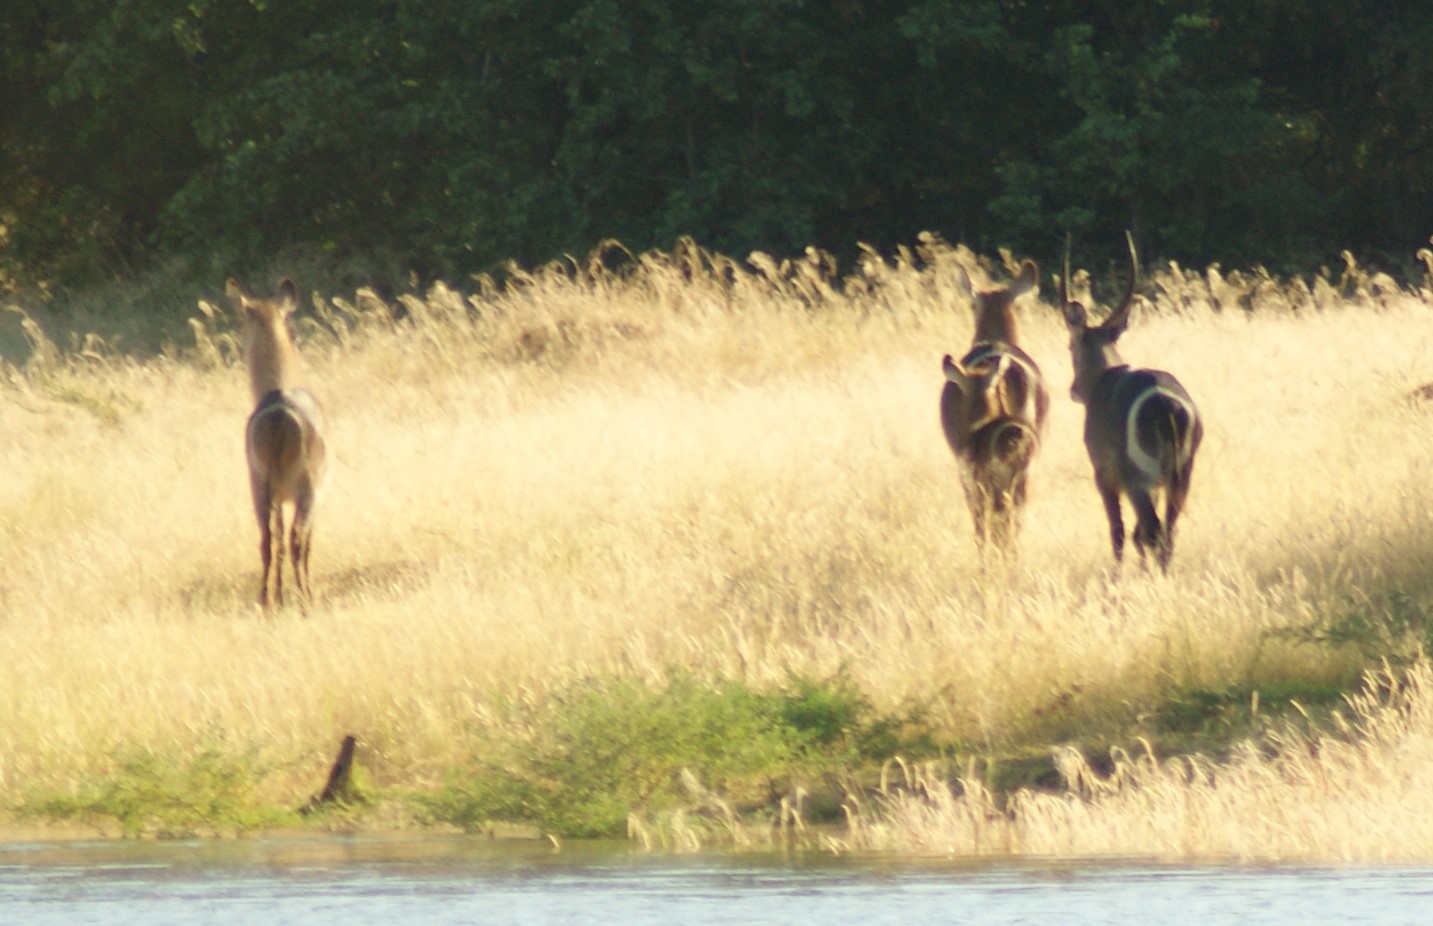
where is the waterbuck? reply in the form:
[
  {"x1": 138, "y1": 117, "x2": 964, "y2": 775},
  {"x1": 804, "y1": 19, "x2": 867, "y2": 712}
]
[
  {"x1": 940, "y1": 260, "x2": 1050, "y2": 553},
  {"x1": 1059, "y1": 236, "x2": 1202, "y2": 572},
  {"x1": 227, "y1": 278, "x2": 328, "y2": 610}
]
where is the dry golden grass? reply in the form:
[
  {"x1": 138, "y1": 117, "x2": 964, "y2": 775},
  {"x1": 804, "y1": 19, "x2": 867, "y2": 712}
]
[
  {"x1": 2, "y1": 238, "x2": 1432, "y2": 856},
  {"x1": 845, "y1": 662, "x2": 1433, "y2": 863}
]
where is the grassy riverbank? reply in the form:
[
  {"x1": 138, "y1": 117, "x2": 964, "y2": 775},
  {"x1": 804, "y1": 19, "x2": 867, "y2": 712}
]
[{"x1": 3, "y1": 239, "x2": 1432, "y2": 859}]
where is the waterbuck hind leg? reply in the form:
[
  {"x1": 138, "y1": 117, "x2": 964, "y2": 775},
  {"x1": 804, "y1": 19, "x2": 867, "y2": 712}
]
[
  {"x1": 257, "y1": 518, "x2": 273, "y2": 609},
  {"x1": 271, "y1": 504, "x2": 287, "y2": 608},
  {"x1": 998, "y1": 472, "x2": 1030, "y2": 552},
  {"x1": 1130, "y1": 491, "x2": 1163, "y2": 570},
  {"x1": 290, "y1": 482, "x2": 318, "y2": 613},
  {"x1": 288, "y1": 519, "x2": 307, "y2": 611},
  {"x1": 1094, "y1": 472, "x2": 1126, "y2": 563},
  {"x1": 251, "y1": 479, "x2": 275, "y2": 609},
  {"x1": 1155, "y1": 529, "x2": 1174, "y2": 573},
  {"x1": 997, "y1": 473, "x2": 1031, "y2": 550},
  {"x1": 1159, "y1": 460, "x2": 1196, "y2": 572},
  {"x1": 1012, "y1": 470, "x2": 1029, "y2": 508},
  {"x1": 989, "y1": 496, "x2": 1017, "y2": 554},
  {"x1": 963, "y1": 481, "x2": 990, "y2": 552}
]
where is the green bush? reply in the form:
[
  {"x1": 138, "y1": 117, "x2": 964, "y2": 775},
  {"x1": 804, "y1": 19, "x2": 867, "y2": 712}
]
[
  {"x1": 21, "y1": 745, "x2": 286, "y2": 837},
  {"x1": 423, "y1": 672, "x2": 923, "y2": 838}
]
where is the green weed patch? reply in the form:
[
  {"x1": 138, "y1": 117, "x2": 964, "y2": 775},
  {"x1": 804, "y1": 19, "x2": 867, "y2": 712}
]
[
  {"x1": 420, "y1": 672, "x2": 931, "y2": 838},
  {"x1": 19, "y1": 746, "x2": 289, "y2": 838}
]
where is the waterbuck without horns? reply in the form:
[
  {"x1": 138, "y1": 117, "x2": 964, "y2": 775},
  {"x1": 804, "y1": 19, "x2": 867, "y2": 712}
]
[
  {"x1": 227, "y1": 277, "x2": 328, "y2": 610},
  {"x1": 1059, "y1": 236, "x2": 1202, "y2": 573},
  {"x1": 940, "y1": 260, "x2": 1050, "y2": 554}
]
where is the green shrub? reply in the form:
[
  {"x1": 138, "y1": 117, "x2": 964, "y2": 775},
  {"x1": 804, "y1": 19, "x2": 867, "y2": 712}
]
[
  {"x1": 423, "y1": 671, "x2": 922, "y2": 838},
  {"x1": 21, "y1": 745, "x2": 286, "y2": 837}
]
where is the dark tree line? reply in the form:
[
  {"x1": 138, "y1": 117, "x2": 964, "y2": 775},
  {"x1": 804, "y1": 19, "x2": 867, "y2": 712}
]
[{"x1": 2, "y1": 1, "x2": 1431, "y2": 293}]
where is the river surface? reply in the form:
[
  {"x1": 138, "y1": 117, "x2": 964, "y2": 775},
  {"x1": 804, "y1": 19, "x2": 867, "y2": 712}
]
[{"x1": 2, "y1": 834, "x2": 1431, "y2": 925}]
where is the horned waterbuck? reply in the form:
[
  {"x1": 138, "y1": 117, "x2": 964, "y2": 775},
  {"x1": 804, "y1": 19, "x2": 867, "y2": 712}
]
[
  {"x1": 1059, "y1": 237, "x2": 1202, "y2": 572},
  {"x1": 940, "y1": 260, "x2": 1050, "y2": 553},
  {"x1": 227, "y1": 278, "x2": 328, "y2": 610}
]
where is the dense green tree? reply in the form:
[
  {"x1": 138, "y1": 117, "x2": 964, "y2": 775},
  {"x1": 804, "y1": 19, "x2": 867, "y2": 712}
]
[
  {"x1": 1, "y1": 1, "x2": 204, "y2": 282},
  {"x1": 1, "y1": 1, "x2": 1430, "y2": 294}
]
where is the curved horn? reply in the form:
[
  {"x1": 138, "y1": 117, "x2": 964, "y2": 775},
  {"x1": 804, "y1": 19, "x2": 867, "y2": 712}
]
[
  {"x1": 1102, "y1": 230, "x2": 1138, "y2": 332},
  {"x1": 1059, "y1": 234, "x2": 1090, "y2": 328}
]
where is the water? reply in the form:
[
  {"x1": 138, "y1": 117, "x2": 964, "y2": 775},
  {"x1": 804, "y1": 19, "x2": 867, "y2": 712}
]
[{"x1": 2, "y1": 835, "x2": 1431, "y2": 925}]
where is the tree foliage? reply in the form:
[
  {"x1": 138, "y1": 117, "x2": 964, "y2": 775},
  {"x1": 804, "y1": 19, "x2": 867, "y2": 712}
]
[{"x1": 2, "y1": 0, "x2": 1431, "y2": 292}]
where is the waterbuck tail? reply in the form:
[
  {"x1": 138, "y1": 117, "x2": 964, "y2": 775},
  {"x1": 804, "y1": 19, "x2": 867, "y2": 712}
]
[
  {"x1": 247, "y1": 400, "x2": 306, "y2": 484},
  {"x1": 1154, "y1": 398, "x2": 1200, "y2": 572},
  {"x1": 994, "y1": 419, "x2": 1035, "y2": 468},
  {"x1": 1154, "y1": 395, "x2": 1199, "y2": 483},
  {"x1": 975, "y1": 418, "x2": 1037, "y2": 495},
  {"x1": 1163, "y1": 397, "x2": 1201, "y2": 510},
  {"x1": 1162, "y1": 406, "x2": 1186, "y2": 490}
]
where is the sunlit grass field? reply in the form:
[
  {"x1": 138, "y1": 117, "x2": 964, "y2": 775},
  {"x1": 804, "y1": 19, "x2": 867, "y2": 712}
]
[{"x1": 3, "y1": 238, "x2": 1433, "y2": 858}]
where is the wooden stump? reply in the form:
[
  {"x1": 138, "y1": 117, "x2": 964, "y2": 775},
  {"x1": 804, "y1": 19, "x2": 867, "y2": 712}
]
[{"x1": 299, "y1": 735, "x2": 358, "y2": 816}]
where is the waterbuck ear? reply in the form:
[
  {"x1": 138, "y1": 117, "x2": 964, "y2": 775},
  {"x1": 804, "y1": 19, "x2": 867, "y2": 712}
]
[
  {"x1": 225, "y1": 277, "x2": 252, "y2": 315},
  {"x1": 277, "y1": 278, "x2": 300, "y2": 314},
  {"x1": 942, "y1": 354, "x2": 972, "y2": 389},
  {"x1": 1008, "y1": 260, "x2": 1038, "y2": 298},
  {"x1": 954, "y1": 265, "x2": 973, "y2": 297},
  {"x1": 1061, "y1": 300, "x2": 1088, "y2": 330},
  {"x1": 225, "y1": 277, "x2": 248, "y2": 303}
]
